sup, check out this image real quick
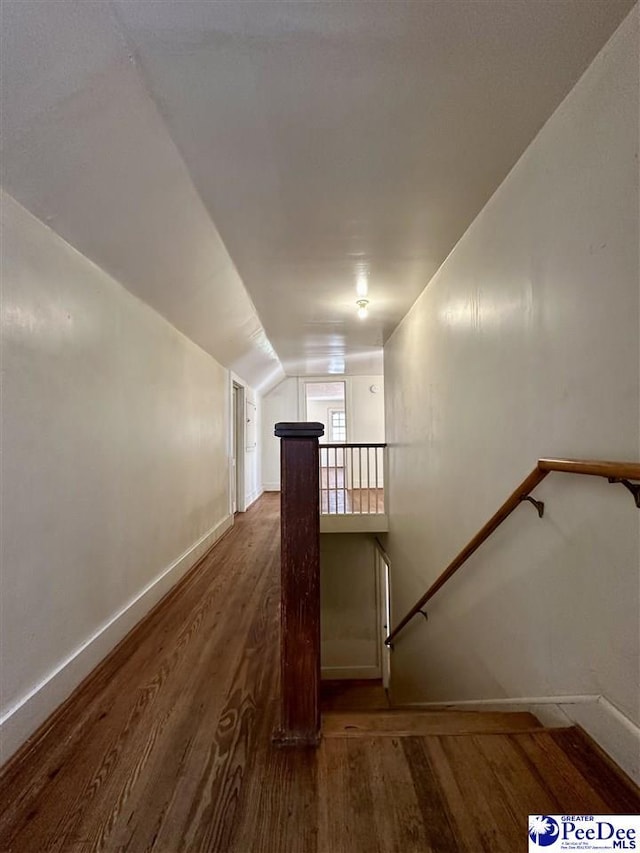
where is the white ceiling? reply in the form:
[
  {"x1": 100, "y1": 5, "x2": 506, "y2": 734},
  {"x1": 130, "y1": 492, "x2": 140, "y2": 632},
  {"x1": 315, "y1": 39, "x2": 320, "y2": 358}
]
[
  {"x1": 305, "y1": 381, "x2": 346, "y2": 402},
  {"x1": 2, "y1": 0, "x2": 634, "y2": 390}
]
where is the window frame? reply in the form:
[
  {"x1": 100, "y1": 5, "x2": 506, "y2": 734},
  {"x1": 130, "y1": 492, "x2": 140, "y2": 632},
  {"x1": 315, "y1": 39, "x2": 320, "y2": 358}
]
[{"x1": 328, "y1": 408, "x2": 346, "y2": 443}]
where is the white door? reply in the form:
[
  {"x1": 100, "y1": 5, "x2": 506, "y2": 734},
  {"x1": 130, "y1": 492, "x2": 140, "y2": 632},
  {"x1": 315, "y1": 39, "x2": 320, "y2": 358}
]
[
  {"x1": 231, "y1": 385, "x2": 238, "y2": 513},
  {"x1": 378, "y1": 549, "x2": 391, "y2": 690}
]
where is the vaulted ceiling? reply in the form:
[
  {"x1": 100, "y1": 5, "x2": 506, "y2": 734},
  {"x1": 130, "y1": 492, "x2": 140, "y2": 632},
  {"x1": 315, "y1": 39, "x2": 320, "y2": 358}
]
[{"x1": 2, "y1": 0, "x2": 634, "y2": 391}]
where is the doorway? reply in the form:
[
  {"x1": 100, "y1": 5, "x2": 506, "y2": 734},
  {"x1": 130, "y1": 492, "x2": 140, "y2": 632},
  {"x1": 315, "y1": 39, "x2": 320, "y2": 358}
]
[
  {"x1": 304, "y1": 381, "x2": 347, "y2": 513},
  {"x1": 231, "y1": 381, "x2": 245, "y2": 514},
  {"x1": 375, "y1": 542, "x2": 392, "y2": 691}
]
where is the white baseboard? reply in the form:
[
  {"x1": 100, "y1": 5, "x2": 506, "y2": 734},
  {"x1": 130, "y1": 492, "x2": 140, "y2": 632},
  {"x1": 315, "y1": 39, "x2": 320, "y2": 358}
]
[
  {"x1": 262, "y1": 482, "x2": 280, "y2": 492},
  {"x1": 561, "y1": 695, "x2": 640, "y2": 784},
  {"x1": 0, "y1": 513, "x2": 233, "y2": 766},
  {"x1": 397, "y1": 692, "x2": 640, "y2": 784},
  {"x1": 321, "y1": 665, "x2": 382, "y2": 680},
  {"x1": 244, "y1": 487, "x2": 263, "y2": 510}
]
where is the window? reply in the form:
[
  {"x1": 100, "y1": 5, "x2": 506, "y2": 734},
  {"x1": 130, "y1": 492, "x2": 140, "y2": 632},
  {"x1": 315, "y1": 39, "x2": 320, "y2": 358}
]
[{"x1": 329, "y1": 409, "x2": 346, "y2": 443}]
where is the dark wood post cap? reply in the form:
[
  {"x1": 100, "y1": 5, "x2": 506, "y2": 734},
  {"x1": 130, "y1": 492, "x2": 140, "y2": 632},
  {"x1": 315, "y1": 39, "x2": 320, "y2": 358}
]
[{"x1": 274, "y1": 422, "x2": 325, "y2": 438}]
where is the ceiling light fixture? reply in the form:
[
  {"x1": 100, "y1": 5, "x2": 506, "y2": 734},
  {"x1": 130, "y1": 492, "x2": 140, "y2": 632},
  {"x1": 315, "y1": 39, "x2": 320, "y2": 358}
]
[
  {"x1": 356, "y1": 274, "x2": 368, "y2": 298},
  {"x1": 356, "y1": 298, "x2": 369, "y2": 319}
]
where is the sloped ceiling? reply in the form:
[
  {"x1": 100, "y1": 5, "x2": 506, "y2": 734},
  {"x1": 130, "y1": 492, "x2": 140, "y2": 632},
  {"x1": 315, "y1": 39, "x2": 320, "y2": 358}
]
[
  {"x1": 1, "y1": 0, "x2": 283, "y2": 391},
  {"x1": 2, "y1": 0, "x2": 635, "y2": 388}
]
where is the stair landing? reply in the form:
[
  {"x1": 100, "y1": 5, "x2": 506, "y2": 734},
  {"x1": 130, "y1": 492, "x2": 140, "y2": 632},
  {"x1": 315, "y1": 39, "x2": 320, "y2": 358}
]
[
  {"x1": 318, "y1": 716, "x2": 640, "y2": 852},
  {"x1": 323, "y1": 708, "x2": 544, "y2": 737},
  {"x1": 318, "y1": 679, "x2": 640, "y2": 850}
]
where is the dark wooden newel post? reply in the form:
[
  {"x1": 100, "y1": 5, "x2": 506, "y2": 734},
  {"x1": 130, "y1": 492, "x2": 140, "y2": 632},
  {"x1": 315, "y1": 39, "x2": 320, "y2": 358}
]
[{"x1": 273, "y1": 421, "x2": 324, "y2": 747}]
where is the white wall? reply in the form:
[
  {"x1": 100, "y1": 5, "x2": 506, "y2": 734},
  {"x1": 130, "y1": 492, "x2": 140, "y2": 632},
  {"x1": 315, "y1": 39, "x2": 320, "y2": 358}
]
[
  {"x1": 261, "y1": 377, "x2": 299, "y2": 490},
  {"x1": 349, "y1": 377, "x2": 385, "y2": 444},
  {"x1": 306, "y1": 397, "x2": 344, "y2": 440},
  {"x1": 321, "y1": 534, "x2": 381, "y2": 680},
  {"x1": 261, "y1": 375, "x2": 385, "y2": 490},
  {"x1": 0, "y1": 193, "x2": 233, "y2": 762},
  {"x1": 348, "y1": 377, "x2": 385, "y2": 488},
  {"x1": 384, "y1": 10, "x2": 639, "y2": 780}
]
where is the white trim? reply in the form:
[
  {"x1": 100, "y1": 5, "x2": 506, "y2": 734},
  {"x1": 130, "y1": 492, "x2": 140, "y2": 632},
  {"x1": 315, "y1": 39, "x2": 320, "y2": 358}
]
[
  {"x1": 320, "y1": 514, "x2": 388, "y2": 533},
  {"x1": 376, "y1": 549, "x2": 391, "y2": 691},
  {"x1": 399, "y1": 693, "x2": 599, "y2": 708},
  {"x1": 396, "y1": 693, "x2": 640, "y2": 783},
  {"x1": 321, "y1": 665, "x2": 382, "y2": 680},
  {"x1": 262, "y1": 482, "x2": 280, "y2": 492},
  {"x1": 327, "y1": 408, "x2": 346, "y2": 443},
  {"x1": 0, "y1": 514, "x2": 233, "y2": 764},
  {"x1": 563, "y1": 695, "x2": 640, "y2": 784},
  {"x1": 244, "y1": 487, "x2": 264, "y2": 509},
  {"x1": 298, "y1": 376, "x2": 349, "y2": 434},
  {"x1": 230, "y1": 377, "x2": 246, "y2": 513},
  {"x1": 345, "y1": 380, "x2": 353, "y2": 443}
]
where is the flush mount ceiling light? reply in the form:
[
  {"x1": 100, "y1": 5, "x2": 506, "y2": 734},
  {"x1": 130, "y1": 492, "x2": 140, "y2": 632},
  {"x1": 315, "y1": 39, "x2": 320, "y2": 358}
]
[
  {"x1": 356, "y1": 298, "x2": 369, "y2": 319},
  {"x1": 356, "y1": 274, "x2": 368, "y2": 298}
]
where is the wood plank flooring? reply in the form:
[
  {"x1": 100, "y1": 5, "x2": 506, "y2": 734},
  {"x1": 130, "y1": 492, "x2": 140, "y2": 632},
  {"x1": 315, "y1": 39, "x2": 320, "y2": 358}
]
[
  {"x1": 1, "y1": 493, "x2": 638, "y2": 852},
  {"x1": 320, "y1": 486, "x2": 385, "y2": 515},
  {"x1": 320, "y1": 679, "x2": 390, "y2": 711},
  {"x1": 322, "y1": 709, "x2": 544, "y2": 737},
  {"x1": 320, "y1": 465, "x2": 385, "y2": 514}
]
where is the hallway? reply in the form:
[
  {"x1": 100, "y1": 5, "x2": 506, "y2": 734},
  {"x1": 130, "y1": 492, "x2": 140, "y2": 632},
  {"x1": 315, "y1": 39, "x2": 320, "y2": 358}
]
[
  {"x1": 0, "y1": 496, "x2": 282, "y2": 852},
  {"x1": 1, "y1": 494, "x2": 638, "y2": 852}
]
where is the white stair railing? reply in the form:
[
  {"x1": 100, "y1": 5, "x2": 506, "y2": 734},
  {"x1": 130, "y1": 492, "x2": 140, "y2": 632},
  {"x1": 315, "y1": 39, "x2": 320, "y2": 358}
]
[{"x1": 318, "y1": 443, "x2": 386, "y2": 515}]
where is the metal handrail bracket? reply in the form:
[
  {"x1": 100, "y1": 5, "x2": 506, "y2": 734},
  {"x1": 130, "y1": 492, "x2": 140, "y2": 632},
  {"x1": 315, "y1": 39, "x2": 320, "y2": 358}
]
[{"x1": 385, "y1": 457, "x2": 640, "y2": 647}]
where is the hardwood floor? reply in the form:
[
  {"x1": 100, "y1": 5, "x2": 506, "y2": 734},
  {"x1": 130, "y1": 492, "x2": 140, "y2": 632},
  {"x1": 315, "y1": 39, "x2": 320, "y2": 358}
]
[
  {"x1": 1, "y1": 493, "x2": 638, "y2": 852},
  {"x1": 320, "y1": 485, "x2": 385, "y2": 515},
  {"x1": 320, "y1": 467, "x2": 385, "y2": 514},
  {"x1": 322, "y1": 709, "x2": 545, "y2": 737},
  {"x1": 320, "y1": 679, "x2": 390, "y2": 711}
]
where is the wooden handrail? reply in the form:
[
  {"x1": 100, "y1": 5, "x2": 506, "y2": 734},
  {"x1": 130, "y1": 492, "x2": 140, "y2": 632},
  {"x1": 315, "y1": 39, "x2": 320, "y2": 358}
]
[
  {"x1": 385, "y1": 458, "x2": 640, "y2": 647},
  {"x1": 319, "y1": 443, "x2": 387, "y2": 449},
  {"x1": 538, "y1": 458, "x2": 640, "y2": 479}
]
